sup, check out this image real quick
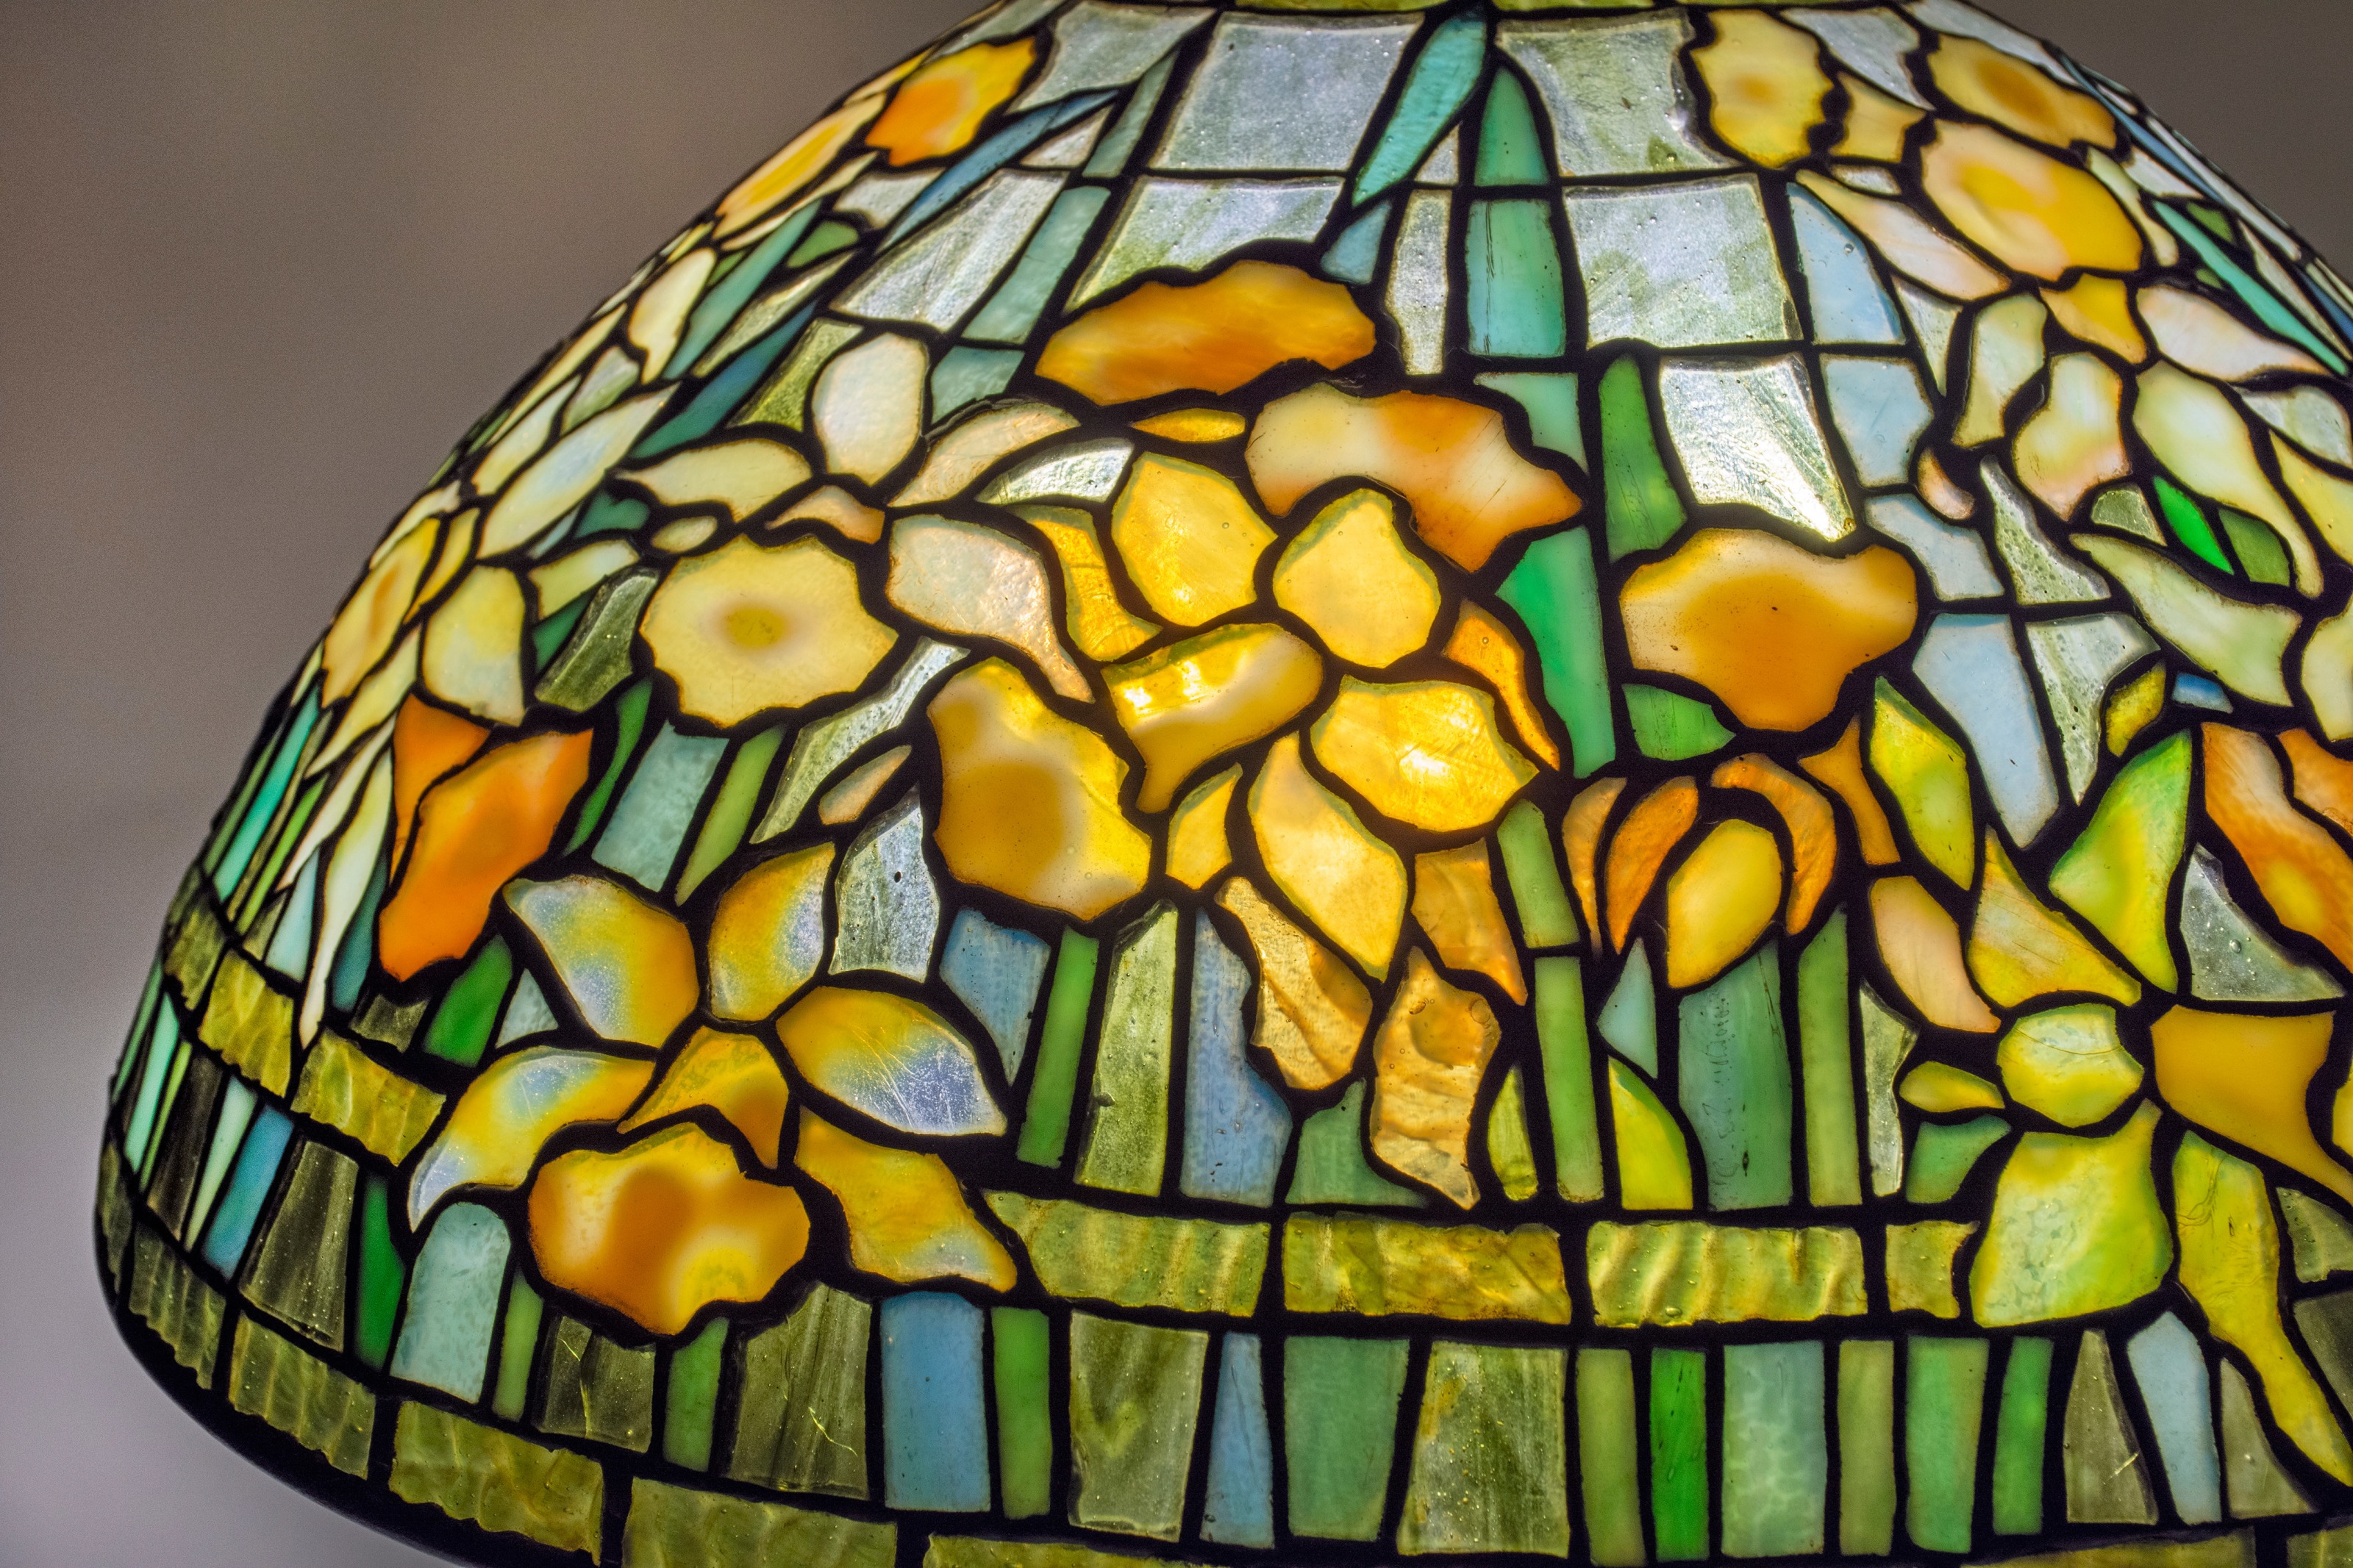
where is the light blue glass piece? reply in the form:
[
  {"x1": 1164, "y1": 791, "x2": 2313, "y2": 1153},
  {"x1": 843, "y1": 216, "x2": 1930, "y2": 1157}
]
[
  {"x1": 1354, "y1": 12, "x2": 1488, "y2": 203},
  {"x1": 199, "y1": 1104, "x2": 293, "y2": 1275},
  {"x1": 1721, "y1": 1342, "x2": 1828, "y2": 1556},
  {"x1": 1085, "y1": 54, "x2": 1175, "y2": 179},
  {"x1": 1678, "y1": 943, "x2": 1793, "y2": 1211},
  {"x1": 668, "y1": 204, "x2": 820, "y2": 377},
  {"x1": 835, "y1": 171, "x2": 1066, "y2": 333},
  {"x1": 1153, "y1": 12, "x2": 1416, "y2": 174},
  {"x1": 1202, "y1": 1332, "x2": 1276, "y2": 1547},
  {"x1": 1321, "y1": 201, "x2": 1390, "y2": 284},
  {"x1": 188, "y1": 1075, "x2": 257, "y2": 1246},
  {"x1": 1789, "y1": 188, "x2": 1904, "y2": 345},
  {"x1": 2127, "y1": 1313, "x2": 2223, "y2": 1525},
  {"x1": 1913, "y1": 615, "x2": 2060, "y2": 847},
  {"x1": 932, "y1": 348, "x2": 1024, "y2": 420},
  {"x1": 494, "y1": 970, "x2": 557, "y2": 1048},
  {"x1": 112, "y1": 961, "x2": 165, "y2": 1106},
  {"x1": 1821, "y1": 357, "x2": 1933, "y2": 488},
  {"x1": 1074, "y1": 177, "x2": 1340, "y2": 304},
  {"x1": 966, "y1": 187, "x2": 1113, "y2": 344},
  {"x1": 1181, "y1": 917, "x2": 1291, "y2": 1206},
  {"x1": 2182, "y1": 847, "x2": 2343, "y2": 1003},
  {"x1": 136, "y1": 1041, "x2": 190, "y2": 1182},
  {"x1": 943, "y1": 909, "x2": 1052, "y2": 1078},
  {"x1": 2175, "y1": 673, "x2": 2232, "y2": 712},
  {"x1": 262, "y1": 850, "x2": 319, "y2": 980},
  {"x1": 1597, "y1": 943, "x2": 1657, "y2": 1075},
  {"x1": 593, "y1": 723, "x2": 728, "y2": 892},
  {"x1": 390, "y1": 1203, "x2": 512, "y2": 1403},
  {"x1": 212, "y1": 687, "x2": 323, "y2": 898},
  {"x1": 881, "y1": 1292, "x2": 990, "y2": 1512},
  {"x1": 888, "y1": 92, "x2": 1114, "y2": 246},
  {"x1": 1866, "y1": 495, "x2": 2003, "y2": 601},
  {"x1": 121, "y1": 1003, "x2": 182, "y2": 1167}
]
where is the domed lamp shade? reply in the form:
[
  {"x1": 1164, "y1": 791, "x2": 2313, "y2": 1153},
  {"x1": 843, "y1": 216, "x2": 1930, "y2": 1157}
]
[{"x1": 93, "y1": 1, "x2": 2353, "y2": 1564}]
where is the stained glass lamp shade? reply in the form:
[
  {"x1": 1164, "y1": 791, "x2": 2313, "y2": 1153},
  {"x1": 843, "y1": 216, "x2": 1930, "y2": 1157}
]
[{"x1": 90, "y1": 0, "x2": 2353, "y2": 1563}]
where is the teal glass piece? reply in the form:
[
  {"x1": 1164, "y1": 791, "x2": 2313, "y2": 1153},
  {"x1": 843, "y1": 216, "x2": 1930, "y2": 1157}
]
[
  {"x1": 965, "y1": 186, "x2": 1113, "y2": 344},
  {"x1": 941, "y1": 909, "x2": 1051, "y2": 1078},
  {"x1": 1721, "y1": 1342, "x2": 1827, "y2": 1557},
  {"x1": 1084, "y1": 52, "x2": 1174, "y2": 178},
  {"x1": 1534, "y1": 956, "x2": 1604, "y2": 1202},
  {"x1": 879, "y1": 1292, "x2": 989, "y2": 1512},
  {"x1": 354, "y1": 1175, "x2": 405, "y2": 1371},
  {"x1": 1285, "y1": 1336, "x2": 1409, "y2": 1541},
  {"x1": 388, "y1": 1203, "x2": 510, "y2": 1403},
  {"x1": 564, "y1": 678, "x2": 654, "y2": 852},
  {"x1": 1466, "y1": 198, "x2": 1568, "y2": 358},
  {"x1": 634, "y1": 315, "x2": 806, "y2": 458},
  {"x1": 1180, "y1": 916, "x2": 1290, "y2": 1206},
  {"x1": 1627, "y1": 683, "x2": 1732, "y2": 760},
  {"x1": 1598, "y1": 942, "x2": 1658, "y2": 1073},
  {"x1": 2154, "y1": 474, "x2": 2234, "y2": 573},
  {"x1": 888, "y1": 93, "x2": 1111, "y2": 246},
  {"x1": 1320, "y1": 201, "x2": 1389, "y2": 284},
  {"x1": 1651, "y1": 1345, "x2": 1709, "y2": 1561},
  {"x1": 1286, "y1": 1081, "x2": 1423, "y2": 1207},
  {"x1": 1498, "y1": 527, "x2": 1615, "y2": 777},
  {"x1": 594, "y1": 723, "x2": 729, "y2": 892},
  {"x1": 136, "y1": 1039, "x2": 190, "y2": 1184},
  {"x1": 663, "y1": 1319, "x2": 728, "y2": 1471},
  {"x1": 1907, "y1": 1336, "x2": 1990, "y2": 1554},
  {"x1": 1476, "y1": 370, "x2": 1582, "y2": 466},
  {"x1": 788, "y1": 220, "x2": 858, "y2": 268},
  {"x1": 1018, "y1": 927, "x2": 1099, "y2": 1168},
  {"x1": 1202, "y1": 1333, "x2": 1275, "y2": 1547},
  {"x1": 1598, "y1": 354, "x2": 1685, "y2": 559},
  {"x1": 186, "y1": 1073, "x2": 257, "y2": 1247},
  {"x1": 1993, "y1": 1336, "x2": 2054, "y2": 1535},
  {"x1": 1797, "y1": 913, "x2": 1863, "y2": 1206},
  {"x1": 575, "y1": 490, "x2": 651, "y2": 539},
  {"x1": 110, "y1": 960, "x2": 164, "y2": 1107},
  {"x1": 671, "y1": 205, "x2": 819, "y2": 375},
  {"x1": 2127, "y1": 1313, "x2": 2223, "y2": 1525},
  {"x1": 121, "y1": 1002, "x2": 180, "y2": 1168},
  {"x1": 1354, "y1": 12, "x2": 1486, "y2": 202},
  {"x1": 1822, "y1": 356, "x2": 1934, "y2": 487},
  {"x1": 329, "y1": 841, "x2": 388, "y2": 1011},
  {"x1": 1788, "y1": 187, "x2": 1904, "y2": 345},
  {"x1": 929, "y1": 346, "x2": 1023, "y2": 420},
  {"x1": 1913, "y1": 615, "x2": 2060, "y2": 847},
  {"x1": 1679, "y1": 943, "x2": 1793, "y2": 1210},
  {"x1": 421, "y1": 936, "x2": 513, "y2": 1067},
  {"x1": 262, "y1": 851, "x2": 319, "y2": 980},
  {"x1": 1474, "y1": 71, "x2": 1548, "y2": 187},
  {"x1": 199, "y1": 1103, "x2": 291, "y2": 1275},
  {"x1": 1907, "y1": 1114, "x2": 2010, "y2": 1203},
  {"x1": 211, "y1": 688, "x2": 322, "y2": 899},
  {"x1": 2155, "y1": 203, "x2": 2348, "y2": 373}
]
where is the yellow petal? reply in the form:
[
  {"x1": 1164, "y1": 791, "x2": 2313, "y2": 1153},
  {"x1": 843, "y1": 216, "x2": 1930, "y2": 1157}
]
[
  {"x1": 1309, "y1": 679, "x2": 1536, "y2": 834},
  {"x1": 1250, "y1": 734, "x2": 1407, "y2": 980}
]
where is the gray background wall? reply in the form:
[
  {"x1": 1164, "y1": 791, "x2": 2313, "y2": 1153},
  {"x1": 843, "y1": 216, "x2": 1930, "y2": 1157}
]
[{"x1": 1, "y1": 3, "x2": 2346, "y2": 1561}]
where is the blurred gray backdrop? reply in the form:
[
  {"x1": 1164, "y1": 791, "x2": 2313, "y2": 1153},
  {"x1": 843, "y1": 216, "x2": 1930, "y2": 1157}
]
[{"x1": 1, "y1": 2, "x2": 2348, "y2": 1562}]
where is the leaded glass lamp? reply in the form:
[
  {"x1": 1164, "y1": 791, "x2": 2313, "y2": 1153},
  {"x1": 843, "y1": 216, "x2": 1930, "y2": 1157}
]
[{"x1": 93, "y1": 1, "x2": 2353, "y2": 1564}]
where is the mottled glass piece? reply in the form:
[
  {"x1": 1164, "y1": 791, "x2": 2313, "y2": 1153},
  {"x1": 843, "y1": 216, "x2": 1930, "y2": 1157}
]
[
  {"x1": 887, "y1": 515, "x2": 1088, "y2": 698},
  {"x1": 1722, "y1": 1342, "x2": 1828, "y2": 1557},
  {"x1": 390, "y1": 1203, "x2": 510, "y2": 1403},
  {"x1": 1678, "y1": 945, "x2": 1793, "y2": 1209},
  {"x1": 1388, "y1": 189, "x2": 1450, "y2": 377},
  {"x1": 2067, "y1": 1330, "x2": 2158, "y2": 1525},
  {"x1": 1071, "y1": 177, "x2": 1340, "y2": 304},
  {"x1": 1588, "y1": 1221, "x2": 1864, "y2": 1327},
  {"x1": 833, "y1": 171, "x2": 1065, "y2": 331},
  {"x1": 1202, "y1": 1333, "x2": 1275, "y2": 1547},
  {"x1": 1498, "y1": 14, "x2": 1731, "y2": 176},
  {"x1": 2182, "y1": 845, "x2": 2343, "y2": 1002},
  {"x1": 829, "y1": 792, "x2": 940, "y2": 981},
  {"x1": 776, "y1": 986, "x2": 1002, "y2": 1137},
  {"x1": 729, "y1": 1284, "x2": 871, "y2": 1498},
  {"x1": 1823, "y1": 356, "x2": 1934, "y2": 487},
  {"x1": 593, "y1": 722, "x2": 727, "y2": 891},
  {"x1": 1075, "y1": 902, "x2": 1179, "y2": 1197},
  {"x1": 1068, "y1": 1313, "x2": 1208, "y2": 1540},
  {"x1": 987, "y1": 1192, "x2": 1267, "y2": 1314},
  {"x1": 1579, "y1": 1348, "x2": 1646, "y2": 1567},
  {"x1": 1913, "y1": 613, "x2": 2060, "y2": 846},
  {"x1": 1567, "y1": 179, "x2": 1797, "y2": 350},
  {"x1": 1657, "y1": 354, "x2": 1853, "y2": 541},
  {"x1": 1398, "y1": 1342, "x2": 1569, "y2": 1556},
  {"x1": 1154, "y1": 14, "x2": 1414, "y2": 173}
]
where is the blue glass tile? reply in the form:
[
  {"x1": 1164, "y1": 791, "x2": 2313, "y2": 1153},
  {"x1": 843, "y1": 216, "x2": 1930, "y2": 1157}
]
[{"x1": 881, "y1": 1292, "x2": 990, "y2": 1511}]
